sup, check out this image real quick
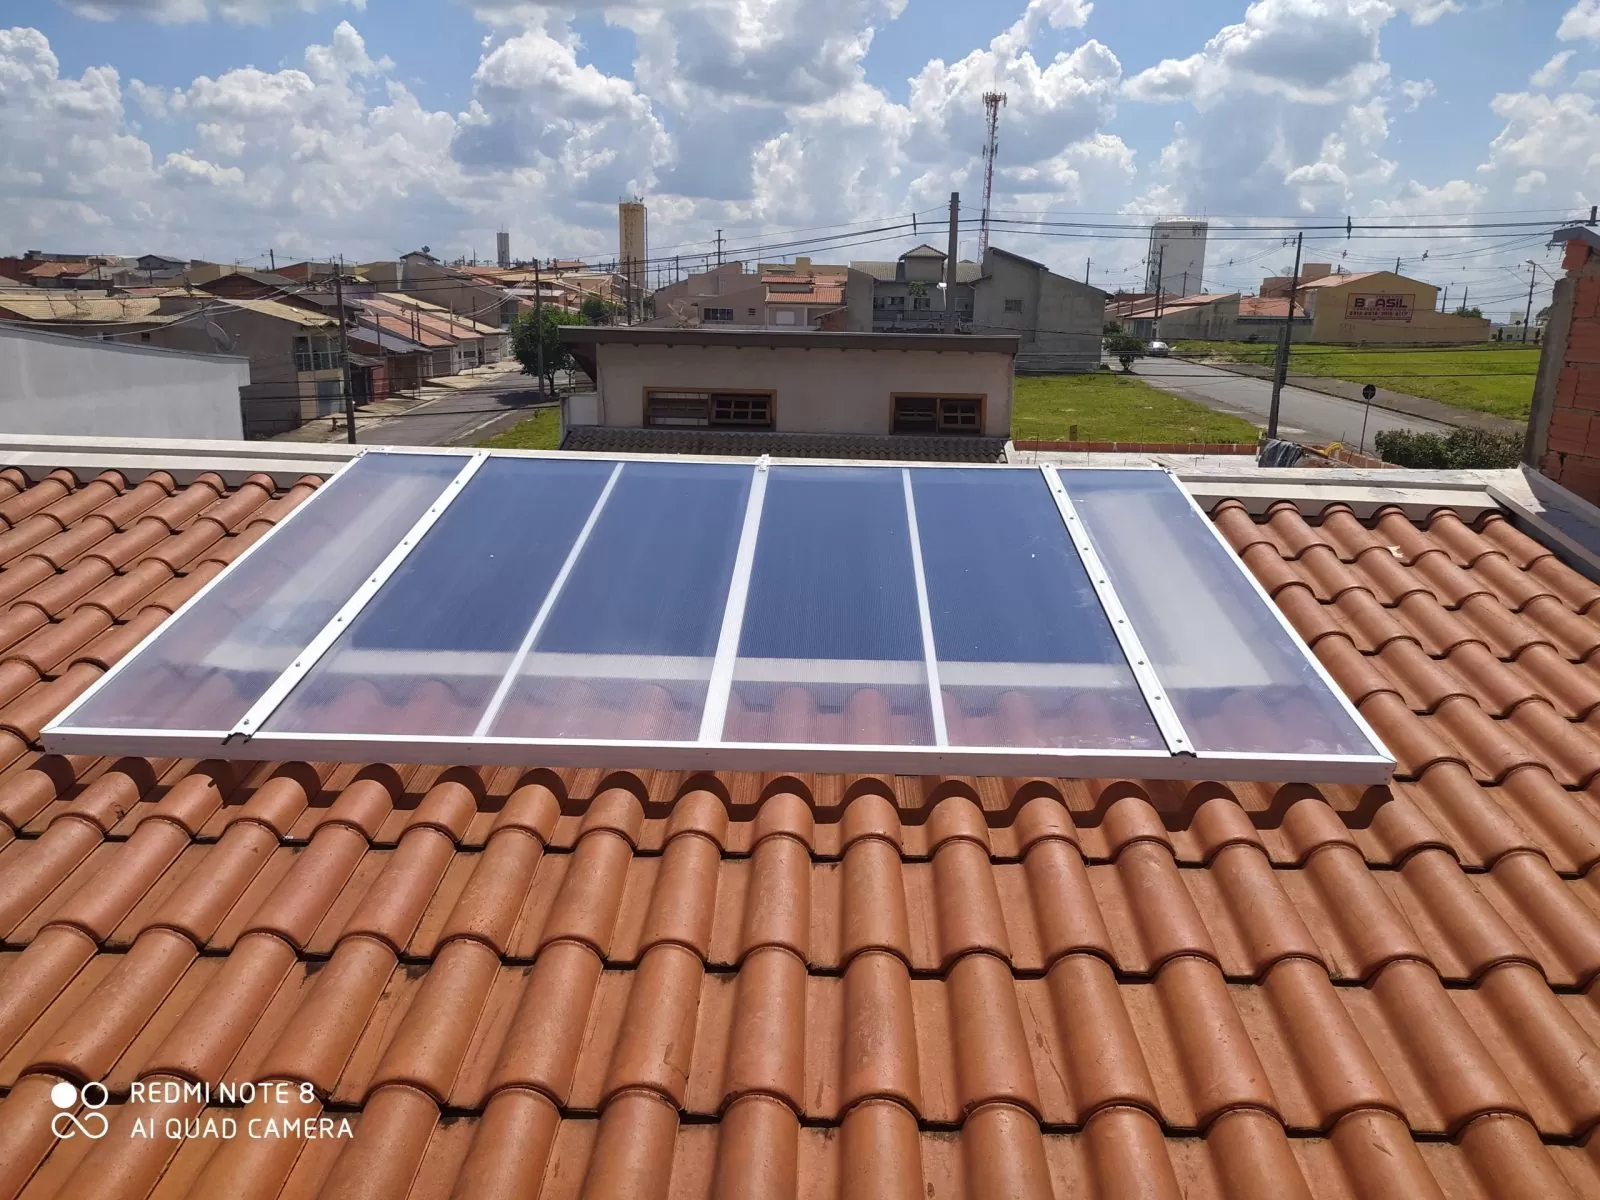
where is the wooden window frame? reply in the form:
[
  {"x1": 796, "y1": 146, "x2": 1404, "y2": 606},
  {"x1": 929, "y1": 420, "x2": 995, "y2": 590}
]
[
  {"x1": 645, "y1": 388, "x2": 776, "y2": 430},
  {"x1": 891, "y1": 393, "x2": 986, "y2": 436}
]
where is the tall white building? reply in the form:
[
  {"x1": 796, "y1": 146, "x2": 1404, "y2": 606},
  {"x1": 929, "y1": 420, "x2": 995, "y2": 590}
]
[{"x1": 1145, "y1": 220, "x2": 1208, "y2": 297}]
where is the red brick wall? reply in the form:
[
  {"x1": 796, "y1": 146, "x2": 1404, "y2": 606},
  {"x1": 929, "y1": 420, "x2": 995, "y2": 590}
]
[{"x1": 1538, "y1": 240, "x2": 1600, "y2": 501}]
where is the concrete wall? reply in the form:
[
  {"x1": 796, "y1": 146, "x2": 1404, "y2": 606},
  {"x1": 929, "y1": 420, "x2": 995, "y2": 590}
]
[
  {"x1": 0, "y1": 324, "x2": 247, "y2": 439},
  {"x1": 1528, "y1": 237, "x2": 1600, "y2": 499},
  {"x1": 843, "y1": 269, "x2": 875, "y2": 332},
  {"x1": 589, "y1": 342, "x2": 1014, "y2": 437}
]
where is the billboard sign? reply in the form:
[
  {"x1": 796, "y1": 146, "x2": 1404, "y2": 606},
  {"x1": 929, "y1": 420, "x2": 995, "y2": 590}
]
[{"x1": 1345, "y1": 293, "x2": 1415, "y2": 322}]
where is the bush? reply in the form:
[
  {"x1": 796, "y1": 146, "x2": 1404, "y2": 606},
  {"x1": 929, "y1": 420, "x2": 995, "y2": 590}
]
[{"x1": 1373, "y1": 427, "x2": 1524, "y2": 469}]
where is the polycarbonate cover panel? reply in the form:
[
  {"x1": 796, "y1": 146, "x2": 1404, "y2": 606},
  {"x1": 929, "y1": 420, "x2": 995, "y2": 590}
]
[
  {"x1": 911, "y1": 469, "x2": 1162, "y2": 750},
  {"x1": 727, "y1": 466, "x2": 933, "y2": 745},
  {"x1": 60, "y1": 453, "x2": 464, "y2": 733},
  {"x1": 262, "y1": 456, "x2": 618, "y2": 737},
  {"x1": 488, "y1": 461, "x2": 751, "y2": 741},
  {"x1": 1059, "y1": 470, "x2": 1379, "y2": 757},
  {"x1": 46, "y1": 450, "x2": 1392, "y2": 784}
]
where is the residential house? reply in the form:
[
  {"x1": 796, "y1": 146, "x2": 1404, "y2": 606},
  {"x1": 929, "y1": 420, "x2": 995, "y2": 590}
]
[
  {"x1": 0, "y1": 293, "x2": 178, "y2": 345},
  {"x1": 650, "y1": 263, "x2": 767, "y2": 327},
  {"x1": 363, "y1": 251, "x2": 517, "y2": 332},
  {"x1": 0, "y1": 322, "x2": 247, "y2": 437},
  {"x1": 3, "y1": 431, "x2": 1598, "y2": 1199},
  {"x1": 1110, "y1": 293, "x2": 1244, "y2": 342},
  {"x1": 853, "y1": 245, "x2": 980, "y2": 331},
  {"x1": 647, "y1": 258, "x2": 849, "y2": 329},
  {"x1": 144, "y1": 295, "x2": 349, "y2": 436},
  {"x1": 559, "y1": 325, "x2": 1016, "y2": 459},
  {"x1": 848, "y1": 245, "x2": 1103, "y2": 370},
  {"x1": 197, "y1": 270, "x2": 305, "y2": 301},
  {"x1": 971, "y1": 247, "x2": 1105, "y2": 372}
]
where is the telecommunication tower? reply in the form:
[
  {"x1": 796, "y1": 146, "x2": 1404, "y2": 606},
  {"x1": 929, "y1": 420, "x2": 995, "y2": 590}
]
[{"x1": 979, "y1": 92, "x2": 1007, "y2": 260}]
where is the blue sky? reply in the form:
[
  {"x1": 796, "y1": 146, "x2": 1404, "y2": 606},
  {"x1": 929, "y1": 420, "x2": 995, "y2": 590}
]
[{"x1": 0, "y1": 0, "x2": 1593, "y2": 316}]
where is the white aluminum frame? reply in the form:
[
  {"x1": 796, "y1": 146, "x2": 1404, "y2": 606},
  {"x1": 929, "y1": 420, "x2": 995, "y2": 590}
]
[
  {"x1": 1162, "y1": 468, "x2": 1393, "y2": 768},
  {"x1": 42, "y1": 448, "x2": 1395, "y2": 785},
  {"x1": 43, "y1": 449, "x2": 371, "y2": 737},
  {"x1": 901, "y1": 468, "x2": 949, "y2": 747},
  {"x1": 228, "y1": 451, "x2": 491, "y2": 739},
  {"x1": 698, "y1": 456, "x2": 770, "y2": 742},
  {"x1": 1040, "y1": 465, "x2": 1193, "y2": 755}
]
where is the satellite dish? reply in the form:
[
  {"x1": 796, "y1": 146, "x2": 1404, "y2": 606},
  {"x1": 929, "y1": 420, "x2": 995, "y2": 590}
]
[{"x1": 203, "y1": 314, "x2": 237, "y2": 353}]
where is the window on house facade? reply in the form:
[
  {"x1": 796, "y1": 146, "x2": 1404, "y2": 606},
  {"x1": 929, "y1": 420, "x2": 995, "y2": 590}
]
[
  {"x1": 647, "y1": 390, "x2": 773, "y2": 429},
  {"x1": 1003, "y1": 298, "x2": 1024, "y2": 314},
  {"x1": 912, "y1": 297, "x2": 931, "y2": 310},
  {"x1": 702, "y1": 308, "x2": 734, "y2": 323},
  {"x1": 892, "y1": 396, "x2": 983, "y2": 435},
  {"x1": 294, "y1": 334, "x2": 343, "y2": 372}
]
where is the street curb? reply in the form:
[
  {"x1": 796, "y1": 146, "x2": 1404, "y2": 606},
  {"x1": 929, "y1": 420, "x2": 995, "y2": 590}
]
[{"x1": 1180, "y1": 358, "x2": 1526, "y2": 435}]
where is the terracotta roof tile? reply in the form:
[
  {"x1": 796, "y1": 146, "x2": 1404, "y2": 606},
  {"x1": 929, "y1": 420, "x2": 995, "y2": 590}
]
[{"x1": 2, "y1": 465, "x2": 1600, "y2": 1195}]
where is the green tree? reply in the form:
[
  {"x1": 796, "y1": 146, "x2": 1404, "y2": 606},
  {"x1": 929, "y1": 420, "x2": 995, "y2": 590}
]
[
  {"x1": 1103, "y1": 330, "x2": 1147, "y2": 372},
  {"x1": 580, "y1": 293, "x2": 618, "y2": 324},
  {"x1": 1454, "y1": 306, "x2": 1483, "y2": 319},
  {"x1": 512, "y1": 307, "x2": 588, "y2": 393}
]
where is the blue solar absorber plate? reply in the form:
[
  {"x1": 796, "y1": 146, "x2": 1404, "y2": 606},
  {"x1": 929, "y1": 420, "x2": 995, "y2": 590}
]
[
  {"x1": 911, "y1": 468, "x2": 1163, "y2": 750},
  {"x1": 728, "y1": 466, "x2": 934, "y2": 745},
  {"x1": 1058, "y1": 469, "x2": 1383, "y2": 758},
  {"x1": 262, "y1": 458, "x2": 752, "y2": 742},
  {"x1": 55, "y1": 452, "x2": 464, "y2": 736}
]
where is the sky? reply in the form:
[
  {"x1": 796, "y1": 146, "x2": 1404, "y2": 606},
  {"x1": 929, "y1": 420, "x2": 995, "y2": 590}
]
[{"x1": 1, "y1": 0, "x2": 1595, "y2": 320}]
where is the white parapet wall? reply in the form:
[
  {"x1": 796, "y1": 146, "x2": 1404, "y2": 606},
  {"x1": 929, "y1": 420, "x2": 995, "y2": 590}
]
[{"x1": 0, "y1": 324, "x2": 252, "y2": 440}]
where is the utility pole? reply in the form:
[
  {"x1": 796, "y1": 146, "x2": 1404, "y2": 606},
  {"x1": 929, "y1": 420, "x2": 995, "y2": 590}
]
[
  {"x1": 1460, "y1": 285, "x2": 1468, "y2": 315},
  {"x1": 1084, "y1": 257, "x2": 1091, "y2": 284},
  {"x1": 533, "y1": 257, "x2": 545, "y2": 398},
  {"x1": 1181, "y1": 270, "x2": 1188, "y2": 298},
  {"x1": 1395, "y1": 256, "x2": 1402, "y2": 275},
  {"x1": 1523, "y1": 260, "x2": 1538, "y2": 343},
  {"x1": 269, "y1": 249, "x2": 275, "y2": 273},
  {"x1": 1152, "y1": 245, "x2": 1165, "y2": 338},
  {"x1": 1441, "y1": 285, "x2": 1449, "y2": 313},
  {"x1": 675, "y1": 255, "x2": 681, "y2": 285},
  {"x1": 335, "y1": 256, "x2": 355, "y2": 445},
  {"x1": 1267, "y1": 232, "x2": 1303, "y2": 441},
  {"x1": 944, "y1": 192, "x2": 960, "y2": 334},
  {"x1": 716, "y1": 230, "x2": 724, "y2": 266}
]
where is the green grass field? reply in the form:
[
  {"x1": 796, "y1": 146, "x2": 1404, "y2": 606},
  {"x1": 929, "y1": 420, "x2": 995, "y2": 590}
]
[
  {"x1": 476, "y1": 406, "x2": 561, "y2": 450},
  {"x1": 1013, "y1": 371, "x2": 1259, "y2": 443},
  {"x1": 1170, "y1": 340, "x2": 1539, "y2": 421}
]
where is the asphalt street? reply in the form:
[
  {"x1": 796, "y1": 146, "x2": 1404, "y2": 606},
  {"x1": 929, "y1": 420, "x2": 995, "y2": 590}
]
[
  {"x1": 1131, "y1": 356, "x2": 1453, "y2": 450},
  {"x1": 364, "y1": 383, "x2": 550, "y2": 446}
]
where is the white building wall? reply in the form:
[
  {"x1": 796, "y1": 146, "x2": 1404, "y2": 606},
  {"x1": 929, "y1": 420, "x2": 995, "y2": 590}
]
[
  {"x1": 1145, "y1": 221, "x2": 1209, "y2": 297},
  {"x1": 0, "y1": 325, "x2": 248, "y2": 439},
  {"x1": 592, "y1": 343, "x2": 1014, "y2": 437}
]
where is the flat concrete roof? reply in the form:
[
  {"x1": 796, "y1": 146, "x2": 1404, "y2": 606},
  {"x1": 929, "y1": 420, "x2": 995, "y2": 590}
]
[{"x1": 560, "y1": 326, "x2": 1022, "y2": 354}]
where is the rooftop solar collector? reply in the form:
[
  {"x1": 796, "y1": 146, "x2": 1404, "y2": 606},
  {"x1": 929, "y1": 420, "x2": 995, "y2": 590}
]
[{"x1": 44, "y1": 449, "x2": 1393, "y2": 783}]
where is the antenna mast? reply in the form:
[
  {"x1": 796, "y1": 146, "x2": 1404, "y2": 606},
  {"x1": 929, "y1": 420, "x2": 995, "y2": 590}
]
[{"x1": 979, "y1": 91, "x2": 1007, "y2": 260}]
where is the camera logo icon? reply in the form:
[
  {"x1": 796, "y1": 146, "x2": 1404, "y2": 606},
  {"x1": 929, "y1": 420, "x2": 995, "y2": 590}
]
[{"x1": 50, "y1": 1081, "x2": 109, "y2": 1140}]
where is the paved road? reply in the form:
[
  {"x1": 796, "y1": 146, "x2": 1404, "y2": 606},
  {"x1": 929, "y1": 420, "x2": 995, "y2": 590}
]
[
  {"x1": 365, "y1": 383, "x2": 551, "y2": 447},
  {"x1": 1131, "y1": 356, "x2": 1452, "y2": 449}
]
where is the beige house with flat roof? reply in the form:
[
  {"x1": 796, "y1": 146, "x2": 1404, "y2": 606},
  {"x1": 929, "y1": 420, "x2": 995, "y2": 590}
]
[{"x1": 559, "y1": 327, "x2": 1019, "y2": 459}]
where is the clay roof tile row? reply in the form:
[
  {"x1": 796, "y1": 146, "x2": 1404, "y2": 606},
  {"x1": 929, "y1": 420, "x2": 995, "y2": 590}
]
[{"x1": 1, "y1": 465, "x2": 1600, "y2": 1196}]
